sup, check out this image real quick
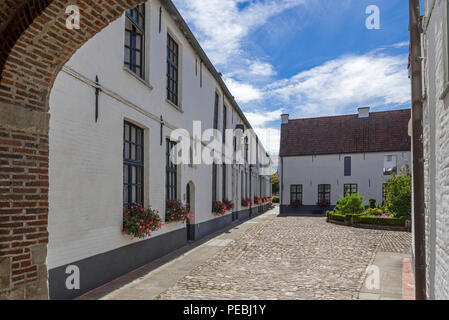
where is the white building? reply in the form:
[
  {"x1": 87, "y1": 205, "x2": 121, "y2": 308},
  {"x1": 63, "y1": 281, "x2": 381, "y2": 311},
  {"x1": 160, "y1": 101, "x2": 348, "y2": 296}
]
[
  {"x1": 419, "y1": 0, "x2": 449, "y2": 300},
  {"x1": 48, "y1": 0, "x2": 272, "y2": 300},
  {"x1": 279, "y1": 108, "x2": 411, "y2": 213}
]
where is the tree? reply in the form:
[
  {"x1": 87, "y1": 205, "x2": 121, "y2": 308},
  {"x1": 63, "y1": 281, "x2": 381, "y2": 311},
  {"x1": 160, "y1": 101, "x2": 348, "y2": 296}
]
[
  {"x1": 384, "y1": 172, "x2": 412, "y2": 219},
  {"x1": 272, "y1": 172, "x2": 279, "y2": 195}
]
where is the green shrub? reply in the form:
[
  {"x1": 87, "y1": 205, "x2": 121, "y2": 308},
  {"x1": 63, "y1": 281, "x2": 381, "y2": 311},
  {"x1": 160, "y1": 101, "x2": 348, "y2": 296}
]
[
  {"x1": 364, "y1": 207, "x2": 385, "y2": 217},
  {"x1": 272, "y1": 196, "x2": 280, "y2": 204},
  {"x1": 369, "y1": 199, "x2": 377, "y2": 209},
  {"x1": 384, "y1": 173, "x2": 412, "y2": 219},
  {"x1": 333, "y1": 193, "x2": 365, "y2": 215},
  {"x1": 354, "y1": 216, "x2": 406, "y2": 226}
]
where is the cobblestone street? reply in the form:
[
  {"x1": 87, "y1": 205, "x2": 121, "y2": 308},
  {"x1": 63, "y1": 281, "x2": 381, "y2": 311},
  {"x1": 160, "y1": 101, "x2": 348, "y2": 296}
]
[
  {"x1": 159, "y1": 207, "x2": 411, "y2": 300},
  {"x1": 94, "y1": 206, "x2": 411, "y2": 301}
]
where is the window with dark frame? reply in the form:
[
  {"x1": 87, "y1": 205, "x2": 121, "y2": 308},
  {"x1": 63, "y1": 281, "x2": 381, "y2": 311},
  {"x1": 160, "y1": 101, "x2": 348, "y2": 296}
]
[
  {"x1": 222, "y1": 165, "x2": 226, "y2": 201},
  {"x1": 223, "y1": 105, "x2": 227, "y2": 144},
  {"x1": 123, "y1": 122, "x2": 144, "y2": 209},
  {"x1": 166, "y1": 139, "x2": 178, "y2": 201},
  {"x1": 213, "y1": 92, "x2": 219, "y2": 130},
  {"x1": 344, "y1": 156, "x2": 351, "y2": 176},
  {"x1": 124, "y1": 4, "x2": 145, "y2": 79},
  {"x1": 212, "y1": 163, "x2": 218, "y2": 202},
  {"x1": 167, "y1": 34, "x2": 179, "y2": 105},
  {"x1": 344, "y1": 184, "x2": 358, "y2": 196},
  {"x1": 318, "y1": 184, "x2": 331, "y2": 202},
  {"x1": 241, "y1": 172, "x2": 244, "y2": 199},
  {"x1": 290, "y1": 185, "x2": 302, "y2": 205}
]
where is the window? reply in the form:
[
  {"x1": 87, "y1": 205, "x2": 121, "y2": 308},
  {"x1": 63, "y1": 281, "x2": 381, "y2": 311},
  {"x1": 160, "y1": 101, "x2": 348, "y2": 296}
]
[
  {"x1": 223, "y1": 105, "x2": 227, "y2": 144},
  {"x1": 123, "y1": 122, "x2": 144, "y2": 209},
  {"x1": 245, "y1": 172, "x2": 248, "y2": 197},
  {"x1": 167, "y1": 34, "x2": 179, "y2": 105},
  {"x1": 344, "y1": 156, "x2": 351, "y2": 176},
  {"x1": 344, "y1": 184, "x2": 358, "y2": 196},
  {"x1": 222, "y1": 165, "x2": 226, "y2": 200},
  {"x1": 212, "y1": 163, "x2": 218, "y2": 202},
  {"x1": 290, "y1": 185, "x2": 302, "y2": 205},
  {"x1": 125, "y1": 4, "x2": 145, "y2": 79},
  {"x1": 213, "y1": 92, "x2": 219, "y2": 130},
  {"x1": 383, "y1": 155, "x2": 397, "y2": 175},
  {"x1": 318, "y1": 184, "x2": 331, "y2": 202},
  {"x1": 166, "y1": 139, "x2": 177, "y2": 201},
  {"x1": 241, "y1": 172, "x2": 244, "y2": 199},
  {"x1": 244, "y1": 136, "x2": 248, "y2": 163}
]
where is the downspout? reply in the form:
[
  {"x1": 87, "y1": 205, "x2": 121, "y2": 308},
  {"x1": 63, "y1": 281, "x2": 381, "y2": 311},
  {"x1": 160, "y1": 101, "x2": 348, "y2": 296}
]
[{"x1": 409, "y1": 0, "x2": 427, "y2": 300}]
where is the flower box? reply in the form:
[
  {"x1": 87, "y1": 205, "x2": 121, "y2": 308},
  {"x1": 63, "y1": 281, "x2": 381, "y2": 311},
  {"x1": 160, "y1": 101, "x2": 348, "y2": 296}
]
[
  {"x1": 123, "y1": 204, "x2": 163, "y2": 239},
  {"x1": 166, "y1": 200, "x2": 192, "y2": 223},
  {"x1": 212, "y1": 201, "x2": 227, "y2": 216}
]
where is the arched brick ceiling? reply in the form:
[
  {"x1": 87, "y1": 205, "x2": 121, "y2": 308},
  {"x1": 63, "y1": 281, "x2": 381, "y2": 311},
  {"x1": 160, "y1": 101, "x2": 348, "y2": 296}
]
[{"x1": 0, "y1": 0, "x2": 145, "y2": 112}]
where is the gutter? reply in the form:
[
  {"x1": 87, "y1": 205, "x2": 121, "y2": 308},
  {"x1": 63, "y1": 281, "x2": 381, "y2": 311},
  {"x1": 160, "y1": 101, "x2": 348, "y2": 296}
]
[{"x1": 409, "y1": 0, "x2": 427, "y2": 300}]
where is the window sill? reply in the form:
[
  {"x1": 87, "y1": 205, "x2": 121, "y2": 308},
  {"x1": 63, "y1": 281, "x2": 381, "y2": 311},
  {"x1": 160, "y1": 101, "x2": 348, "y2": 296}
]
[
  {"x1": 440, "y1": 81, "x2": 449, "y2": 100},
  {"x1": 165, "y1": 99, "x2": 184, "y2": 113},
  {"x1": 122, "y1": 67, "x2": 153, "y2": 91}
]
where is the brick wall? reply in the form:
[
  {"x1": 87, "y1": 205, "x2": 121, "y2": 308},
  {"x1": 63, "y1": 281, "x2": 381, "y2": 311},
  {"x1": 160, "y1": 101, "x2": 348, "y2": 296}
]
[{"x1": 0, "y1": 0, "x2": 145, "y2": 300}]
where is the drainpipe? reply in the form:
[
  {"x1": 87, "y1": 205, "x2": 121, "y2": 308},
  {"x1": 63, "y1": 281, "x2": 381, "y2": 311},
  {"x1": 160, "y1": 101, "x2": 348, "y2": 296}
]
[{"x1": 409, "y1": 0, "x2": 426, "y2": 300}]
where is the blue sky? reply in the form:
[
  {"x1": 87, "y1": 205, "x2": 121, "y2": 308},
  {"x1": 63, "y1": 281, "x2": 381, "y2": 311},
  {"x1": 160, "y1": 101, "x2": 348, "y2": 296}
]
[{"x1": 173, "y1": 0, "x2": 411, "y2": 156}]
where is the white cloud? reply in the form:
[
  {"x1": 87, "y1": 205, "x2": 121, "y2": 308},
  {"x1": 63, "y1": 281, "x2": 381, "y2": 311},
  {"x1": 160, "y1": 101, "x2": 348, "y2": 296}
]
[
  {"x1": 173, "y1": 0, "x2": 305, "y2": 66},
  {"x1": 244, "y1": 108, "x2": 283, "y2": 127},
  {"x1": 253, "y1": 127, "x2": 281, "y2": 156},
  {"x1": 266, "y1": 52, "x2": 411, "y2": 118},
  {"x1": 390, "y1": 41, "x2": 409, "y2": 48},
  {"x1": 248, "y1": 61, "x2": 276, "y2": 77},
  {"x1": 224, "y1": 77, "x2": 263, "y2": 103}
]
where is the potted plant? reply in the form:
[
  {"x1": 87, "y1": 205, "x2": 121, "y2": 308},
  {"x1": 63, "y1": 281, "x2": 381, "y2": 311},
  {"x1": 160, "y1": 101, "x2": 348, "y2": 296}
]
[
  {"x1": 166, "y1": 200, "x2": 192, "y2": 223},
  {"x1": 223, "y1": 199, "x2": 234, "y2": 211},
  {"x1": 241, "y1": 198, "x2": 252, "y2": 207},
  {"x1": 316, "y1": 198, "x2": 331, "y2": 208},
  {"x1": 212, "y1": 201, "x2": 227, "y2": 216},
  {"x1": 291, "y1": 200, "x2": 303, "y2": 208},
  {"x1": 123, "y1": 204, "x2": 163, "y2": 239}
]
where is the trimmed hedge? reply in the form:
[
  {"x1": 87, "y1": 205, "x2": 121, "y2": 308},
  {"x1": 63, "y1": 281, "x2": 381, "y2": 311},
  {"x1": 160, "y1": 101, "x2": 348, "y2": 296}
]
[
  {"x1": 327, "y1": 212, "x2": 346, "y2": 221},
  {"x1": 327, "y1": 212, "x2": 406, "y2": 227},
  {"x1": 354, "y1": 215, "x2": 406, "y2": 226}
]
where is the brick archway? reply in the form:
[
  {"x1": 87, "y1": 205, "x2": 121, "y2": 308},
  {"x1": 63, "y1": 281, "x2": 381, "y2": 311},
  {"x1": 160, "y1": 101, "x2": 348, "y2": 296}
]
[{"x1": 0, "y1": 0, "x2": 145, "y2": 300}]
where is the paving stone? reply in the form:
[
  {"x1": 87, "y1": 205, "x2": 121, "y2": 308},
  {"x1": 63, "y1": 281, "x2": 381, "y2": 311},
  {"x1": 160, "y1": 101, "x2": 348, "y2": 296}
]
[{"x1": 159, "y1": 208, "x2": 412, "y2": 300}]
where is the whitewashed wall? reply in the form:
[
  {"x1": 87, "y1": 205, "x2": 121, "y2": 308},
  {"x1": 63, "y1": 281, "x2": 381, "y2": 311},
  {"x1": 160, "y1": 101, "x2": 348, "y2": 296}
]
[
  {"x1": 48, "y1": 0, "x2": 271, "y2": 269},
  {"x1": 421, "y1": 0, "x2": 449, "y2": 300},
  {"x1": 281, "y1": 151, "x2": 411, "y2": 206}
]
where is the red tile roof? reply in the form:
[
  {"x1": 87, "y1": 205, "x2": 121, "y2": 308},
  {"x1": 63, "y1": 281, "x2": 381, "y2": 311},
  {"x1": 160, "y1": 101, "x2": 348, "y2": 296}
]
[{"x1": 280, "y1": 109, "x2": 411, "y2": 157}]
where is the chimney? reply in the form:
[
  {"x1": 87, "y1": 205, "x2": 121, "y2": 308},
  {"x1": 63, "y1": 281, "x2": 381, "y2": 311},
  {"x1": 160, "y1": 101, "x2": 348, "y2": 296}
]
[
  {"x1": 281, "y1": 114, "x2": 289, "y2": 124},
  {"x1": 357, "y1": 107, "x2": 370, "y2": 119}
]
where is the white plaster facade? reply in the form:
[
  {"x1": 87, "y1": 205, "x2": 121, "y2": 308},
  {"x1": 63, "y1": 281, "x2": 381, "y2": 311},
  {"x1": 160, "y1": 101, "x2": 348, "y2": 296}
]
[
  {"x1": 419, "y1": 0, "x2": 449, "y2": 300},
  {"x1": 48, "y1": 0, "x2": 272, "y2": 271},
  {"x1": 280, "y1": 151, "x2": 411, "y2": 207}
]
